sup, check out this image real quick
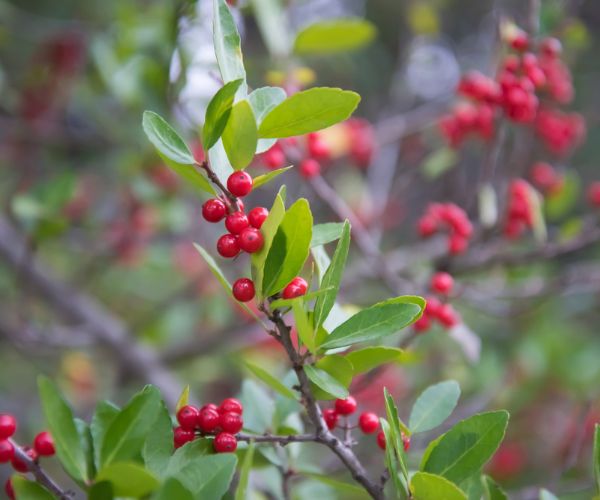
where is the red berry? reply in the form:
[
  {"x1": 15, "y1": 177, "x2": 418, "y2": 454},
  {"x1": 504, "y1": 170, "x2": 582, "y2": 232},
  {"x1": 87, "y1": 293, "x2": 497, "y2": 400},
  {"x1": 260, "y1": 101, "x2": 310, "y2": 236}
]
[
  {"x1": 424, "y1": 296, "x2": 442, "y2": 318},
  {"x1": 202, "y1": 198, "x2": 227, "y2": 223},
  {"x1": 0, "y1": 415, "x2": 16, "y2": 440},
  {"x1": 437, "y1": 303, "x2": 460, "y2": 328},
  {"x1": 4, "y1": 479, "x2": 14, "y2": 500},
  {"x1": 509, "y1": 31, "x2": 529, "y2": 52},
  {"x1": 282, "y1": 277, "x2": 308, "y2": 299},
  {"x1": 197, "y1": 408, "x2": 220, "y2": 433},
  {"x1": 232, "y1": 278, "x2": 255, "y2": 302},
  {"x1": 448, "y1": 234, "x2": 468, "y2": 255},
  {"x1": 33, "y1": 431, "x2": 55, "y2": 457},
  {"x1": 216, "y1": 234, "x2": 240, "y2": 258},
  {"x1": 219, "y1": 412, "x2": 243, "y2": 433},
  {"x1": 413, "y1": 315, "x2": 431, "y2": 333},
  {"x1": 299, "y1": 158, "x2": 321, "y2": 179},
  {"x1": 430, "y1": 272, "x2": 454, "y2": 295},
  {"x1": 376, "y1": 431, "x2": 386, "y2": 450},
  {"x1": 358, "y1": 412, "x2": 379, "y2": 434},
  {"x1": 173, "y1": 426, "x2": 195, "y2": 448},
  {"x1": 238, "y1": 228, "x2": 264, "y2": 253},
  {"x1": 177, "y1": 405, "x2": 200, "y2": 431},
  {"x1": 540, "y1": 37, "x2": 562, "y2": 58},
  {"x1": 402, "y1": 432, "x2": 411, "y2": 452},
  {"x1": 248, "y1": 207, "x2": 269, "y2": 229},
  {"x1": 219, "y1": 398, "x2": 243, "y2": 415},
  {"x1": 263, "y1": 144, "x2": 286, "y2": 169},
  {"x1": 227, "y1": 172, "x2": 253, "y2": 197},
  {"x1": 225, "y1": 212, "x2": 249, "y2": 235},
  {"x1": 334, "y1": 396, "x2": 357, "y2": 416},
  {"x1": 11, "y1": 447, "x2": 37, "y2": 473},
  {"x1": 307, "y1": 133, "x2": 330, "y2": 161},
  {"x1": 587, "y1": 182, "x2": 600, "y2": 208},
  {"x1": 200, "y1": 403, "x2": 219, "y2": 413},
  {"x1": 417, "y1": 215, "x2": 438, "y2": 238},
  {"x1": 0, "y1": 440, "x2": 15, "y2": 462},
  {"x1": 214, "y1": 432, "x2": 237, "y2": 453},
  {"x1": 323, "y1": 409, "x2": 339, "y2": 430}
]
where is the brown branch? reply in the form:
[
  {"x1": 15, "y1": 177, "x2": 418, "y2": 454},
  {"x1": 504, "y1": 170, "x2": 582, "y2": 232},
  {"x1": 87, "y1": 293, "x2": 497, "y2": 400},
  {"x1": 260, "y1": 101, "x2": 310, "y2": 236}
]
[{"x1": 197, "y1": 160, "x2": 240, "y2": 210}]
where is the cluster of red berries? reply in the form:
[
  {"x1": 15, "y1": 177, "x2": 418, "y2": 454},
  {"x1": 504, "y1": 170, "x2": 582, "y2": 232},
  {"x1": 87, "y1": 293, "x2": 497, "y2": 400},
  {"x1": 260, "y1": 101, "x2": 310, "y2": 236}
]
[
  {"x1": 414, "y1": 272, "x2": 460, "y2": 332},
  {"x1": 1, "y1": 414, "x2": 56, "y2": 499},
  {"x1": 322, "y1": 397, "x2": 410, "y2": 453},
  {"x1": 529, "y1": 162, "x2": 564, "y2": 196},
  {"x1": 417, "y1": 203, "x2": 473, "y2": 255},
  {"x1": 440, "y1": 27, "x2": 584, "y2": 156},
  {"x1": 503, "y1": 179, "x2": 534, "y2": 240},
  {"x1": 588, "y1": 183, "x2": 600, "y2": 209},
  {"x1": 174, "y1": 398, "x2": 244, "y2": 454}
]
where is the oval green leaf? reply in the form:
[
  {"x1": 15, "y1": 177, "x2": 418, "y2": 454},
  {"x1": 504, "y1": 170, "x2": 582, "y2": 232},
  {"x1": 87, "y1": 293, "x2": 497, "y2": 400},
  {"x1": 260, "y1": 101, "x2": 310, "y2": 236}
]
[
  {"x1": 310, "y1": 355, "x2": 354, "y2": 400},
  {"x1": 304, "y1": 365, "x2": 349, "y2": 400},
  {"x1": 409, "y1": 380, "x2": 461, "y2": 434},
  {"x1": 411, "y1": 472, "x2": 467, "y2": 500},
  {"x1": 97, "y1": 462, "x2": 160, "y2": 497},
  {"x1": 213, "y1": 0, "x2": 247, "y2": 87},
  {"x1": 244, "y1": 360, "x2": 298, "y2": 400},
  {"x1": 203, "y1": 79, "x2": 244, "y2": 150},
  {"x1": 222, "y1": 100, "x2": 258, "y2": 170},
  {"x1": 345, "y1": 346, "x2": 406, "y2": 374},
  {"x1": 294, "y1": 19, "x2": 376, "y2": 55}
]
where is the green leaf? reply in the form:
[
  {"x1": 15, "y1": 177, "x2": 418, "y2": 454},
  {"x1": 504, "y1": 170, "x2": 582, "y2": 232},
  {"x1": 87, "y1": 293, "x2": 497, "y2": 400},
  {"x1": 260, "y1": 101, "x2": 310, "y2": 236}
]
[
  {"x1": 483, "y1": 475, "x2": 508, "y2": 500},
  {"x1": 270, "y1": 287, "x2": 333, "y2": 310},
  {"x1": 422, "y1": 147, "x2": 458, "y2": 179},
  {"x1": 165, "y1": 439, "x2": 214, "y2": 477},
  {"x1": 143, "y1": 401, "x2": 174, "y2": 476},
  {"x1": 176, "y1": 385, "x2": 190, "y2": 412},
  {"x1": 173, "y1": 454, "x2": 238, "y2": 498},
  {"x1": 380, "y1": 419, "x2": 406, "y2": 497},
  {"x1": 383, "y1": 388, "x2": 409, "y2": 482},
  {"x1": 251, "y1": 0, "x2": 292, "y2": 57},
  {"x1": 421, "y1": 411, "x2": 510, "y2": 485},
  {"x1": 294, "y1": 19, "x2": 376, "y2": 55},
  {"x1": 235, "y1": 443, "x2": 255, "y2": 500},
  {"x1": 97, "y1": 462, "x2": 160, "y2": 497},
  {"x1": 222, "y1": 100, "x2": 258, "y2": 170},
  {"x1": 88, "y1": 481, "x2": 114, "y2": 500},
  {"x1": 411, "y1": 472, "x2": 467, "y2": 500},
  {"x1": 213, "y1": 0, "x2": 247, "y2": 87},
  {"x1": 91, "y1": 401, "x2": 120, "y2": 472},
  {"x1": 202, "y1": 79, "x2": 244, "y2": 150},
  {"x1": 320, "y1": 296, "x2": 425, "y2": 349},
  {"x1": 310, "y1": 355, "x2": 354, "y2": 400},
  {"x1": 208, "y1": 139, "x2": 235, "y2": 186},
  {"x1": 154, "y1": 478, "x2": 194, "y2": 500},
  {"x1": 244, "y1": 360, "x2": 298, "y2": 400},
  {"x1": 304, "y1": 365, "x2": 348, "y2": 400},
  {"x1": 251, "y1": 189, "x2": 286, "y2": 299},
  {"x1": 539, "y1": 489, "x2": 559, "y2": 500},
  {"x1": 193, "y1": 243, "x2": 263, "y2": 324},
  {"x1": 594, "y1": 424, "x2": 600, "y2": 493},
  {"x1": 311, "y1": 222, "x2": 346, "y2": 247},
  {"x1": 299, "y1": 471, "x2": 369, "y2": 497},
  {"x1": 100, "y1": 385, "x2": 162, "y2": 467},
  {"x1": 240, "y1": 379, "x2": 275, "y2": 433},
  {"x1": 248, "y1": 86, "x2": 287, "y2": 153},
  {"x1": 253, "y1": 166, "x2": 293, "y2": 189},
  {"x1": 37, "y1": 376, "x2": 88, "y2": 484},
  {"x1": 345, "y1": 346, "x2": 406, "y2": 374},
  {"x1": 409, "y1": 381, "x2": 461, "y2": 434},
  {"x1": 263, "y1": 198, "x2": 313, "y2": 296},
  {"x1": 313, "y1": 220, "x2": 350, "y2": 331},
  {"x1": 11, "y1": 476, "x2": 54, "y2": 500},
  {"x1": 292, "y1": 298, "x2": 315, "y2": 352},
  {"x1": 258, "y1": 87, "x2": 361, "y2": 139},
  {"x1": 75, "y1": 418, "x2": 95, "y2": 483}
]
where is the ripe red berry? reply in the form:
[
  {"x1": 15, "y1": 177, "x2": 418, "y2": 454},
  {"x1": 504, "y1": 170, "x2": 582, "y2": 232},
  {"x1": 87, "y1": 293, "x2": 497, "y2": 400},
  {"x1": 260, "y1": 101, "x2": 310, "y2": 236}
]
[
  {"x1": 219, "y1": 412, "x2": 243, "y2": 433},
  {"x1": 334, "y1": 396, "x2": 357, "y2": 416},
  {"x1": 173, "y1": 426, "x2": 195, "y2": 448},
  {"x1": 376, "y1": 430, "x2": 386, "y2": 450},
  {"x1": 448, "y1": 234, "x2": 468, "y2": 255},
  {"x1": 263, "y1": 144, "x2": 286, "y2": 169},
  {"x1": 238, "y1": 228, "x2": 264, "y2": 253},
  {"x1": 424, "y1": 296, "x2": 442, "y2": 318},
  {"x1": 232, "y1": 278, "x2": 255, "y2": 302},
  {"x1": 417, "y1": 215, "x2": 438, "y2": 238},
  {"x1": 540, "y1": 37, "x2": 562, "y2": 58},
  {"x1": 200, "y1": 403, "x2": 219, "y2": 413},
  {"x1": 216, "y1": 234, "x2": 240, "y2": 258},
  {"x1": 402, "y1": 432, "x2": 411, "y2": 452},
  {"x1": 248, "y1": 207, "x2": 269, "y2": 229},
  {"x1": 11, "y1": 447, "x2": 38, "y2": 473},
  {"x1": 282, "y1": 277, "x2": 308, "y2": 299},
  {"x1": 202, "y1": 198, "x2": 227, "y2": 223},
  {"x1": 4, "y1": 479, "x2": 14, "y2": 500},
  {"x1": 225, "y1": 212, "x2": 249, "y2": 235},
  {"x1": 437, "y1": 303, "x2": 460, "y2": 329},
  {"x1": 214, "y1": 432, "x2": 237, "y2": 453},
  {"x1": 0, "y1": 440, "x2": 15, "y2": 463},
  {"x1": 299, "y1": 158, "x2": 321, "y2": 179},
  {"x1": 358, "y1": 412, "x2": 379, "y2": 434},
  {"x1": 509, "y1": 31, "x2": 529, "y2": 52},
  {"x1": 177, "y1": 405, "x2": 200, "y2": 431},
  {"x1": 0, "y1": 414, "x2": 16, "y2": 440},
  {"x1": 323, "y1": 409, "x2": 339, "y2": 430},
  {"x1": 219, "y1": 398, "x2": 243, "y2": 415},
  {"x1": 33, "y1": 431, "x2": 55, "y2": 457},
  {"x1": 413, "y1": 315, "x2": 431, "y2": 333},
  {"x1": 227, "y1": 171, "x2": 253, "y2": 197},
  {"x1": 307, "y1": 133, "x2": 330, "y2": 161},
  {"x1": 430, "y1": 272, "x2": 454, "y2": 295},
  {"x1": 587, "y1": 182, "x2": 600, "y2": 208},
  {"x1": 197, "y1": 408, "x2": 220, "y2": 433}
]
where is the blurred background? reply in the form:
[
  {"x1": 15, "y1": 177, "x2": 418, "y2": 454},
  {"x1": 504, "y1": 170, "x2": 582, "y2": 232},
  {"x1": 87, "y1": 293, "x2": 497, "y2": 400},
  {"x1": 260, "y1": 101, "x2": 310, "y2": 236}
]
[{"x1": 1, "y1": 0, "x2": 600, "y2": 498}]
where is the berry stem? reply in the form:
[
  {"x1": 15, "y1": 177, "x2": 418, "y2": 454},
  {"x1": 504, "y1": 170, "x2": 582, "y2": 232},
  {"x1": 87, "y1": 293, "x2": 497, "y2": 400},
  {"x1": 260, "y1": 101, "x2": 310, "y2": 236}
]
[{"x1": 196, "y1": 160, "x2": 241, "y2": 211}]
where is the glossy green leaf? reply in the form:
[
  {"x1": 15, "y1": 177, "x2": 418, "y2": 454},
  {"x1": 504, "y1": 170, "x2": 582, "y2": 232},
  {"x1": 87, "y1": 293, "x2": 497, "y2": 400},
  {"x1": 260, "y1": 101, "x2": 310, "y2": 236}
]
[
  {"x1": 11, "y1": 476, "x2": 54, "y2": 500},
  {"x1": 38, "y1": 376, "x2": 88, "y2": 484},
  {"x1": 173, "y1": 454, "x2": 238, "y2": 498},
  {"x1": 300, "y1": 471, "x2": 369, "y2": 497},
  {"x1": 213, "y1": 0, "x2": 246, "y2": 87},
  {"x1": 154, "y1": 478, "x2": 194, "y2": 500},
  {"x1": 380, "y1": 418, "x2": 406, "y2": 497},
  {"x1": 143, "y1": 401, "x2": 174, "y2": 476},
  {"x1": 594, "y1": 424, "x2": 600, "y2": 493},
  {"x1": 235, "y1": 443, "x2": 255, "y2": 500},
  {"x1": 310, "y1": 354, "x2": 354, "y2": 400},
  {"x1": 411, "y1": 472, "x2": 467, "y2": 500},
  {"x1": 483, "y1": 475, "x2": 508, "y2": 500},
  {"x1": 421, "y1": 411, "x2": 510, "y2": 484},
  {"x1": 202, "y1": 79, "x2": 244, "y2": 150},
  {"x1": 409, "y1": 380, "x2": 461, "y2": 434},
  {"x1": 263, "y1": 198, "x2": 313, "y2": 296},
  {"x1": 100, "y1": 385, "x2": 162, "y2": 467},
  {"x1": 292, "y1": 298, "x2": 315, "y2": 352},
  {"x1": 222, "y1": 100, "x2": 258, "y2": 170},
  {"x1": 176, "y1": 385, "x2": 190, "y2": 412},
  {"x1": 345, "y1": 346, "x2": 406, "y2": 374},
  {"x1": 539, "y1": 490, "x2": 559, "y2": 500},
  {"x1": 165, "y1": 439, "x2": 213, "y2": 478},
  {"x1": 253, "y1": 166, "x2": 293, "y2": 189},
  {"x1": 251, "y1": 189, "x2": 286, "y2": 299},
  {"x1": 304, "y1": 365, "x2": 348, "y2": 400},
  {"x1": 88, "y1": 481, "x2": 114, "y2": 500},
  {"x1": 248, "y1": 86, "x2": 287, "y2": 153},
  {"x1": 91, "y1": 401, "x2": 120, "y2": 471},
  {"x1": 311, "y1": 222, "x2": 346, "y2": 248},
  {"x1": 320, "y1": 296, "x2": 425, "y2": 349},
  {"x1": 97, "y1": 462, "x2": 160, "y2": 497},
  {"x1": 294, "y1": 18, "x2": 376, "y2": 55},
  {"x1": 383, "y1": 388, "x2": 409, "y2": 481},
  {"x1": 244, "y1": 360, "x2": 298, "y2": 400},
  {"x1": 207, "y1": 138, "x2": 235, "y2": 186},
  {"x1": 258, "y1": 87, "x2": 361, "y2": 138},
  {"x1": 313, "y1": 220, "x2": 350, "y2": 331},
  {"x1": 75, "y1": 418, "x2": 95, "y2": 483}
]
